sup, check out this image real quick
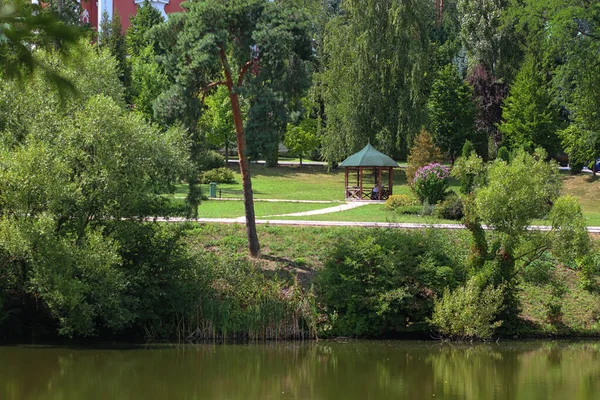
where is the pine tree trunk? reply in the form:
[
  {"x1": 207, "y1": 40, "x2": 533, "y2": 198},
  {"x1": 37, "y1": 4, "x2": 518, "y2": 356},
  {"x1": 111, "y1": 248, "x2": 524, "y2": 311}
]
[{"x1": 219, "y1": 49, "x2": 260, "y2": 257}]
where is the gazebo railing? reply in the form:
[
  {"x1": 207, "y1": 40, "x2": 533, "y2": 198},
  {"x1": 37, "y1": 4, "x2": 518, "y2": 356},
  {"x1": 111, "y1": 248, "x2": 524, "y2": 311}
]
[
  {"x1": 346, "y1": 185, "x2": 391, "y2": 200},
  {"x1": 345, "y1": 186, "x2": 362, "y2": 200}
]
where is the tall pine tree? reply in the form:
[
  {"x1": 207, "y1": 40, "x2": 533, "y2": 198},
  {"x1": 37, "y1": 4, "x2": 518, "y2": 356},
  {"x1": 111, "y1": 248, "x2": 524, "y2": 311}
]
[{"x1": 499, "y1": 54, "x2": 561, "y2": 155}]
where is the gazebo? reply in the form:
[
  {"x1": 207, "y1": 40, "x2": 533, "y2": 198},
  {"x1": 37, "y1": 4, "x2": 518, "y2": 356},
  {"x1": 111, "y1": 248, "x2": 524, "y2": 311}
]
[{"x1": 339, "y1": 143, "x2": 399, "y2": 201}]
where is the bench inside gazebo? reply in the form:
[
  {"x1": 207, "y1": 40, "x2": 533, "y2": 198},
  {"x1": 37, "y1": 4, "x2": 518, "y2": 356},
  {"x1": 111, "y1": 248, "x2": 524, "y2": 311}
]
[{"x1": 339, "y1": 143, "x2": 399, "y2": 201}]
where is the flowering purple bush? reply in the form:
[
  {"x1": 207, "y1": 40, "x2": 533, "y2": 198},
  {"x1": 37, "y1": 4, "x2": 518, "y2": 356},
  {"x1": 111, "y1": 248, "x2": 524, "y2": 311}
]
[{"x1": 413, "y1": 163, "x2": 450, "y2": 204}]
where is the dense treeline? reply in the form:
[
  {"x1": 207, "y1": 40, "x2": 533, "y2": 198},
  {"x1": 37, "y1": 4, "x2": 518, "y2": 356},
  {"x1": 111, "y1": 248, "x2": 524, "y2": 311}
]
[{"x1": 1, "y1": 0, "x2": 600, "y2": 341}]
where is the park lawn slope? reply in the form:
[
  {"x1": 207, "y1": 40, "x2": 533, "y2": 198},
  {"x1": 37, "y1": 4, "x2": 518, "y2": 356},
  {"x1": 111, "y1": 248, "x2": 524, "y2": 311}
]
[{"x1": 184, "y1": 223, "x2": 600, "y2": 337}]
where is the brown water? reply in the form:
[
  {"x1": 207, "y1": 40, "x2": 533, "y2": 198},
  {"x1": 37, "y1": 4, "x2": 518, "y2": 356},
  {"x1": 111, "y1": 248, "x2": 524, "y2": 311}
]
[{"x1": 1, "y1": 341, "x2": 600, "y2": 400}]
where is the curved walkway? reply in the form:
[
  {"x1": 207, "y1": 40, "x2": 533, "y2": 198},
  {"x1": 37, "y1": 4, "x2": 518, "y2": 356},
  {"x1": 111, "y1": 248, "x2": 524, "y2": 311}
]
[{"x1": 265, "y1": 201, "x2": 368, "y2": 217}]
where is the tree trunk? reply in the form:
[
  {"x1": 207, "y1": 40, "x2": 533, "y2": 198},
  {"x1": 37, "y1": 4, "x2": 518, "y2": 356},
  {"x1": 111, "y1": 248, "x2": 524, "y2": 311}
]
[{"x1": 219, "y1": 49, "x2": 260, "y2": 257}]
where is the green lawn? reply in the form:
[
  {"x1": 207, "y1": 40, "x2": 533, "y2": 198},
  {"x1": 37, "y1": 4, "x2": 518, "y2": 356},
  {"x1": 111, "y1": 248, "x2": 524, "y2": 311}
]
[
  {"x1": 183, "y1": 199, "x2": 338, "y2": 218},
  {"x1": 181, "y1": 163, "x2": 458, "y2": 201},
  {"x1": 168, "y1": 164, "x2": 600, "y2": 225}
]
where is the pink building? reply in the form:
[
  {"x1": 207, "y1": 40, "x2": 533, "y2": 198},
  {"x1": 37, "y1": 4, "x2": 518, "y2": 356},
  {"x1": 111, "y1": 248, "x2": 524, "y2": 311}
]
[{"x1": 79, "y1": 0, "x2": 185, "y2": 31}]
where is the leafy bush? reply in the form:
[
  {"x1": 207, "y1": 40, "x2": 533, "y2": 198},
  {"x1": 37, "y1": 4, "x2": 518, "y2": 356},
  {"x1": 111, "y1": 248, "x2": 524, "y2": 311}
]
[
  {"x1": 462, "y1": 140, "x2": 475, "y2": 158},
  {"x1": 434, "y1": 193, "x2": 464, "y2": 220},
  {"x1": 201, "y1": 167, "x2": 236, "y2": 184},
  {"x1": 497, "y1": 146, "x2": 510, "y2": 162},
  {"x1": 430, "y1": 277, "x2": 504, "y2": 340},
  {"x1": 569, "y1": 162, "x2": 584, "y2": 175},
  {"x1": 578, "y1": 254, "x2": 600, "y2": 292},
  {"x1": 413, "y1": 163, "x2": 450, "y2": 204},
  {"x1": 317, "y1": 229, "x2": 466, "y2": 337},
  {"x1": 422, "y1": 200, "x2": 436, "y2": 216},
  {"x1": 452, "y1": 152, "x2": 487, "y2": 194},
  {"x1": 385, "y1": 194, "x2": 418, "y2": 210},
  {"x1": 198, "y1": 150, "x2": 226, "y2": 171}
]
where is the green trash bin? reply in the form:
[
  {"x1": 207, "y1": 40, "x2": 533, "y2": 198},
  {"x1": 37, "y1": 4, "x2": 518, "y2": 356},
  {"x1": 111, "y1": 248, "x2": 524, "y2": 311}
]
[{"x1": 209, "y1": 182, "x2": 217, "y2": 198}]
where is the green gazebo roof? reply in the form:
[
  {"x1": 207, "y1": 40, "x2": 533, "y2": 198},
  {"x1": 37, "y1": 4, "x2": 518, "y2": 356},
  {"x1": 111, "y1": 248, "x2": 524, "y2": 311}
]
[{"x1": 339, "y1": 143, "x2": 399, "y2": 167}]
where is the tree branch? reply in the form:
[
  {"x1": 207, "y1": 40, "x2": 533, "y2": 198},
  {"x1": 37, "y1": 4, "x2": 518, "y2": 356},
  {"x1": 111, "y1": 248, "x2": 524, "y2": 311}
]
[
  {"x1": 200, "y1": 81, "x2": 228, "y2": 104},
  {"x1": 238, "y1": 59, "x2": 255, "y2": 87},
  {"x1": 575, "y1": 27, "x2": 600, "y2": 41}
]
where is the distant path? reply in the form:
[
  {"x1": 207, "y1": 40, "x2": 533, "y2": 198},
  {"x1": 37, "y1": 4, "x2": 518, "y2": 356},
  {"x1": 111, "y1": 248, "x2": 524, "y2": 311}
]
[
  {"x1": 150, "y1": 217, "x2": 600, "y2": 233},
  {"x1": 264, "y1": 202, "x2": 368, "y2": 217}
]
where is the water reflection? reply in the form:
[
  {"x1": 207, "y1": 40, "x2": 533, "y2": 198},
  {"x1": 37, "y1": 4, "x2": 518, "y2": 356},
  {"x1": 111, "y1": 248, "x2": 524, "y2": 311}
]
[{"x1": 1, "y1": 341, "x2": 600, "y2": 400}]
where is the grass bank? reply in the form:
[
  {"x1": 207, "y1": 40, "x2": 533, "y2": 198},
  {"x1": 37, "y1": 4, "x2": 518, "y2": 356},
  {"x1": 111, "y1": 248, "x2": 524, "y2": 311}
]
[{"x1": 184, "y1": 223, "x2": 600, "y2": 338}]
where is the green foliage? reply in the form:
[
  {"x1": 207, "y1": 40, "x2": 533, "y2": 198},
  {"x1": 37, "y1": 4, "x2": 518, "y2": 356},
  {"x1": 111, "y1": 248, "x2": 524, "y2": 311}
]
[
  {"x1": 318, "y1": 229, "x2": 466, "y2": 337},
  {"x1": 0, "y1": 44, "x2": 191, "y2": 338},
  {"x1": 497, "y1": 146, "x2": 509, "y2": 162},
  {"x1": 462, "y1": 139, "x2": 475, "y2": 158},
  {"x1": 397, "y1": 205, "x2": 424, "y2": 215},
  {"x1": 434, "y1": 193, "x2": 464, "y2": 220},
  {"x1": 284, "y1": 118, "x2": 320, "y2": 166},
  {"x1": 475, "y1": 149, "x2": 559, "y2": 237},
  {"x1": 508, "y1": 0, "x2": 600, "y2": 167},
  {"x1": 182, "y1": 256, "x2": 317, "y2": 341},
  {"x1": 430, "y1": 277, "x2": 504, "y2": 340},
  {"x1": 153, "y1": 0, "x2": 314, "y2": 162},
  {"x1": 413, "y1": 163, "x2": 450, "y2": 204},
  {"x1": 521, "y1": 252, "x2": 555, "y2": 285},
  {"x1": 201, "y1": 167, "x2": 236, "y2": 184},
  {"x1": 99, "y1": 12, "x2": 130, "y2": 94},
  {"x1": 0, "y1": 41, "x2": 125, "y2": 144},
  {"x1": 578, "y1": 254, "x2": 600, "y2": 292},
  {"x1": 452, "y1": 152, "x2": 487, "y2": 194},
  {"x1": 549, "y1": 195, "x2": 591, "y2": 266},
  {"x1": 0, "y1": 0, "x2": 81, "y2": 83},
  {"x1": 130, "y1": 46, "x2": 168, "y2": 121},
  {"x1": 427, "y1": 64, "x2": 477, "y2": 162},
  {"x1": 127, "y1": 0, "x2": 164, "y2": 58},
  {"x1": 385, "y1": 194, "x2": 419, "y2": 211},
  {"x1": 498, "y1": 54, "x2": 562, "y2": 155},
  {"x1": 199, "y1": 86, "x2": 235, "y2": 161},
  {"x1": 198, "y1": 149, "x2": 225, "y2": 172},
  {"x1": 319, "y1": 0, "x2": 432, "y2": 162},
  {"x1": 459, "y1": 0, "x2": 521, "y2": 81},
  {"x1": 406, "y1": 129, "x2": 443, "y2": 186}
]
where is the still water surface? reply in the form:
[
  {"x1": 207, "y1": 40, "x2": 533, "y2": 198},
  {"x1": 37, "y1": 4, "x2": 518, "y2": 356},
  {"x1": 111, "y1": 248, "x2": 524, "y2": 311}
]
[{"x1": 1, "y1": 341, "x2": 600, "y2": 400}]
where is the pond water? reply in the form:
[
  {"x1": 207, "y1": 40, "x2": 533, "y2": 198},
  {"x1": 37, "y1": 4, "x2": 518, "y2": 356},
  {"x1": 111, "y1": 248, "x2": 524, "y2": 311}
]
[{"x1": 1, "y1": 341, "x2": 599, "y2": 400}]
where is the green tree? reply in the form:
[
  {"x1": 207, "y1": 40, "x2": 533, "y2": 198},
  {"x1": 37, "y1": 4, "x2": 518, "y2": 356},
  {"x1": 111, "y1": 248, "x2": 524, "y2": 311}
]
[
  {"x1": 126, "y1": 0, "x2": 164, "y2": 58},
  {"x1": 130, "y1": 46, "x2": 168, "y2": 121},
  {"x1": 284, "y1": 118, "x2": 319, "y2": 166},
  {"x1": 319, "y1": 0, "x2": 432, "y2": 163},
  {"x1": 199, "y1": 86, "x2": 235, "y2": 163},
  {"x1": 99, "y1": 11, "x2": 130, "y2": 94},
  {"x1": 458, "y1": 0, "x2": 522, "y2": 82},
  {"x1": 0, "y1": 43, "x2": 190, "y2": 337},
  {"x1": 406, "y1": 129, "x2": 443, "y2": 187},
  {"x1": 507, "y1": 0, "x2": 600, "y2": 167},
  {"x1": 151, "y1": 0, "x2": 313, "y2": 257},
  {"x1": 498, "y1": 54, "x2": 562, "y2": 155},
  {"x1": 464, "y1": 149, "x2": 589, "y2": 329},
  {"x1": 427, "y1": 64, "x2": 476, "y2": 163}
]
